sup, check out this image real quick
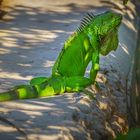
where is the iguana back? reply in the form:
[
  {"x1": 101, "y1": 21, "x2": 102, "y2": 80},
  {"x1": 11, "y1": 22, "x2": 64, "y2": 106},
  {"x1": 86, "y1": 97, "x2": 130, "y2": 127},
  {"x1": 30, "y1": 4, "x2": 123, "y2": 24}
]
[{"x1": 52, "y1": 32, "x2": 93, "y2": 77}]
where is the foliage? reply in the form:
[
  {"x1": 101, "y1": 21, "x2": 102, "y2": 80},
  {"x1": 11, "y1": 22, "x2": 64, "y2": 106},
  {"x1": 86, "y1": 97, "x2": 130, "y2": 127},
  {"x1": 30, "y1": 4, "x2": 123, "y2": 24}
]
[{"x1": 114, "y1": 128, "x2": 140, "y2": 140}]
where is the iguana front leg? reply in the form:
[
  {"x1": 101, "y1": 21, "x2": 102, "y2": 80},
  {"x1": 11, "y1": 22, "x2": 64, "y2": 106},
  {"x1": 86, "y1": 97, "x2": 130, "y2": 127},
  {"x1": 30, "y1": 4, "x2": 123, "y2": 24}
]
[
  {"x1": 90, "y1": 52, "x2": 100, "y2": 83},
  {"x1": 30, "y1": 76, "x2": 66, "y2": 97},
  {"x1": 88, "y1": 34, "x2": 100, "y2": 83}
]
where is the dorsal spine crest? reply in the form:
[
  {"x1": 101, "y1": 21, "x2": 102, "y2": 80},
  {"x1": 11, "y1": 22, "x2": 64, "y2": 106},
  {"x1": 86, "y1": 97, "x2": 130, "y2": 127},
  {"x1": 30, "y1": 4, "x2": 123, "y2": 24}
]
[{"x1": 76, "y1": 12, "x2": 95, "y2": 33}]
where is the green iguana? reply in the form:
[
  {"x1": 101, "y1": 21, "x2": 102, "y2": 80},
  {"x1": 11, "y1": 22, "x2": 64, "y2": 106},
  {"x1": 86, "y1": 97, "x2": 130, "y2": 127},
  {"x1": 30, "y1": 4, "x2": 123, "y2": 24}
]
[{"x1": 0, "y1": 11, "x2": 122, "y2": 102}]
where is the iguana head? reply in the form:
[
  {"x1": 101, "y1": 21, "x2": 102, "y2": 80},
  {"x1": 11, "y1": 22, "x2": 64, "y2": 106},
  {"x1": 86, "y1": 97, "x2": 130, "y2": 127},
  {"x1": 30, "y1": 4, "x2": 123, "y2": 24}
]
[
  {"x1": 76, "y1": 10, "x2": 122, "y2": 55},
  {"x1": 94, "y1": 11, "x2": 122, "y2": 35},
  {"x1": 93, "y1": 11, "x2": 122, "y2": 55}
]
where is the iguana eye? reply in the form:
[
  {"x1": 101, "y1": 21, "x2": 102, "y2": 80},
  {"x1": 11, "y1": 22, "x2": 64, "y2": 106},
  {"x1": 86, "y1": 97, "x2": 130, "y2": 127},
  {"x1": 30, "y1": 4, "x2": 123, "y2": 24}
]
[{"x1": 99, "y1": 35, "x2": 105, "y2": 42}]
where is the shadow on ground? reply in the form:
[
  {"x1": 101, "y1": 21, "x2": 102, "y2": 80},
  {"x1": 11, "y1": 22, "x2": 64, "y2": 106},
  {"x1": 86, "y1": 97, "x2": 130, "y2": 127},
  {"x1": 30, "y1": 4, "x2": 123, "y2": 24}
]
[
  {"x1": 0, "y1": 94, "x2": 86, "y2": 140},
  {"x1": 0, "y1": 0, "x2": 138, "y2": 139},
  {"x1": 0, "y1": 1, "x2": 136, "y2": 89}
]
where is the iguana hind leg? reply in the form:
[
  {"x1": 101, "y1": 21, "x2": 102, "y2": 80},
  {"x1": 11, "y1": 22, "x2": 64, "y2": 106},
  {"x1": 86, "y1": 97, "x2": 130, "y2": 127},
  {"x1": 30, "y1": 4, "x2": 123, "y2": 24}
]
[
  {"x1": 31, "y1": 76, "x2": 91, "y2": 96},
  {"x1": 30, "y1": 76, "x2": 66, "y2": 97}
]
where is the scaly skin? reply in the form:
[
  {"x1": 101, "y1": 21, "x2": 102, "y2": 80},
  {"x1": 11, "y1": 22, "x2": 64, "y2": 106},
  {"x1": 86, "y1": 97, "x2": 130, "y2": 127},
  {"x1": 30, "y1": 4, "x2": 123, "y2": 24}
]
[{"x1": 0, "y1": 11, "x2": 122, "y2": 102}]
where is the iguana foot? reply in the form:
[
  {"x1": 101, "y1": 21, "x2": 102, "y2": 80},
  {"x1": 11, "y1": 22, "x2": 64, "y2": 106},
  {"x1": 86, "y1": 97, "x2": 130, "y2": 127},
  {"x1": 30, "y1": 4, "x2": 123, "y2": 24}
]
[{"x1": 65, "y1": 76, "x2": 92, "y2": 92}]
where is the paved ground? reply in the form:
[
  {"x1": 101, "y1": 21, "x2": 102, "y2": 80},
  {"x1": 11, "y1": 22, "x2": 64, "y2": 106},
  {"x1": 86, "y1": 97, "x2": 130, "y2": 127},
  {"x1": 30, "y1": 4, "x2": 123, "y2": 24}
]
[
  {"x1": 0, "y1": 0, "x2": 137, "y2": 91},
  {"x1": 0, "y1": 0, "x2": 138, "y2": 140}
]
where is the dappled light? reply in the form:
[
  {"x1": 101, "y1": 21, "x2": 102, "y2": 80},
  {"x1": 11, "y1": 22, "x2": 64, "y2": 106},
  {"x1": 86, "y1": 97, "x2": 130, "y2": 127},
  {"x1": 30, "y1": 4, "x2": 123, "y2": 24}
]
[
  {"x1": 121, "y1": 43, "x2": 130, "y2": 55},
  {"x1": 0, "y1": 3, "x2": 83, "y2": 91},
  {"x1": 0, "y1": 94, "x2": 86, "y2": 139},
  {"x1": 0, "y1": 0, "x2": 139, "y2": 139},
  {"x1": 0, "y1": 0, "x2": 137, "y2": 90}
]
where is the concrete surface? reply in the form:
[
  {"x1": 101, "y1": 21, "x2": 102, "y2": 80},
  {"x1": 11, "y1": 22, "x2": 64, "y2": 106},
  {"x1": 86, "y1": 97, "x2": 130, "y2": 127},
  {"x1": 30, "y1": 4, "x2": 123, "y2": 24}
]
[{"x1": 0, "y1": 0, "x2": 138, "y2": 140}]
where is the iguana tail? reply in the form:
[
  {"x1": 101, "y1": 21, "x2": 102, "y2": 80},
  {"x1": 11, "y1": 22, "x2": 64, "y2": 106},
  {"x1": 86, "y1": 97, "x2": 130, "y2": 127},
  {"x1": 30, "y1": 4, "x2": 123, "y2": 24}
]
[
  {"x1": 0, "y1": 76, "x2": 65, "y2": 102},
  {"x1": 0, "y1": 85, "x2": 38, "y2": 102}
]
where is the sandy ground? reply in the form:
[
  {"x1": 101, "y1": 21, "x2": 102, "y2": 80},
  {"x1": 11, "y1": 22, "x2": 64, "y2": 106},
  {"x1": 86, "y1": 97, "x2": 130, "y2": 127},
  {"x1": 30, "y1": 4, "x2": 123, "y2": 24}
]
[{"x1": 0, "y1": 0, "x2": 138, "y2": 140}]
